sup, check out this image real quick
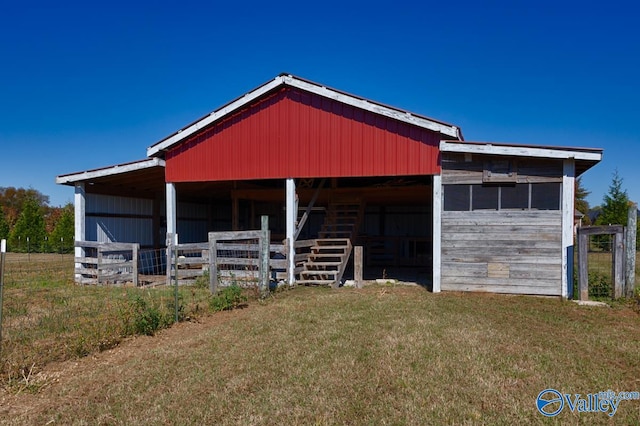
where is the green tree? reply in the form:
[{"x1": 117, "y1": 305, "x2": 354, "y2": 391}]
[
  {"x1": 596, "y1": 169, "x2": 629, "y2": 226},
  {"x1": 49, "y1": 203, "x2": 74, "y2": 253},
  {"x1": 575, "y1": 177, "x2": 591, "y2": 225},
  {"x1": 9, "y1": 196, "x2": 47, "y2": 252},
  {"x1": 0, "y1": 206, "x2": 9, "y2": 241},
  {"x1": 0, "y1": 187, "x2": 49, "y2": 229}
]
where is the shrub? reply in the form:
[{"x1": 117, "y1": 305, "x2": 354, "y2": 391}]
[
  {"x1": 123, "y1": 294, "x2": 172, "y2": 336},
  {"x1": 210, "y1": 285, "x2": 247, "y2": 312},
  {"x1": 194, "y1": 270, "x2": 210, "y2": 289},
  {"x1": 588, "y1": 272, "x2": 611, "y2": 299}
]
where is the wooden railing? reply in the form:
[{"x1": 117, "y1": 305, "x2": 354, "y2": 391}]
[
  {"x1": 75, "y1": 241, "x2": 139, "y2": 286},
  {"x1": 293, "y1": 239, "x2": 317, "y2": 275}
]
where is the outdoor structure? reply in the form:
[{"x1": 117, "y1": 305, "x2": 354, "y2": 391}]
[{"x1": 56, "y1": 74, "x2": 603, "y2": 297}]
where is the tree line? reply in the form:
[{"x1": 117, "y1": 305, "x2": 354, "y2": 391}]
[{"x1": 0, "y1": 187, "x2": 74, "y2": 253}]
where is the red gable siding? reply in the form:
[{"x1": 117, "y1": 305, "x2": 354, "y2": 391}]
[{"x1": 165, "y1": 87, "x2": 441, "y2": 182}]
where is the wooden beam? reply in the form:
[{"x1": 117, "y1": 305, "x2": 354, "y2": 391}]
[
  {"x1": 208, "y1": 234, "x2": 217, "y2": 294},
  {"x1": 432, "y1": 175, "x2": 442, "y2": 293},
  {"x1": 74, "y1": 183, "x2": 86, "y2": 283},
  {"x1": 286, "y1": 179, "x2": 296, "y2": 285},
  {"x1": 354, "y1": 246, "x2": 363, "y2": 289},
  {"x1": 166, "y1": 183, "x2": 177, "y2": 238},
  {"x1": 577, "y1": 230, "x2": 588, "y2": 300},
  {"x1": 56, "y1": 158, "x2": 166, "y2": 184},
  {"x1": 232, "y1": 195, "x2": 239, "y2": 231},
  {"x1": 626, "y1": 203, "x2": 637, "y2": 297},
  {"x1": 562, "y1": 159, "x2": 575, "y2": 299},
  {"x1": 576, "y1": 225, "x2": 624, "y2": 236},
  {"x1": 440, "y1": 141, "x2": 602, "y2": 162},
  {"x1": 613, "y1": 230, "x2": 625, "y2": 299},
  {"x1": 260, "y1": 215, "x2": 270, "y2": 295},
  {"x1": 294, "y1": 179, "x2": 325, "y2": 240}
]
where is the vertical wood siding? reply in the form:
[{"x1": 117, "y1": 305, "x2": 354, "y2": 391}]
[
  {"x1": 441, "y1": 210, "x2": 562, "y2": 295},
  {"x1": 165, "y1": 87, "x2": 441, "y2": 182}
]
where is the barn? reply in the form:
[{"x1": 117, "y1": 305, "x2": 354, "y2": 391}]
[{"x1": 56, "y1": 74, "x2": 602, "y2": 297}]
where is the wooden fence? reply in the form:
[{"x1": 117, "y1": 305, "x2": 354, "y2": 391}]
[
  {"x1": 75, "y1": 241, "x2": 139, "y2": 286},
  {"x1": 166, "y1": 217, "x2": 287, "y2": 293},
  {"x1": 75, "y1": 219, "x2": 294, "y2": 292}
]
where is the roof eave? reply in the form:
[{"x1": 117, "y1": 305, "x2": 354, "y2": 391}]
[
  {"x1": 55, "y1": 158, "x2": 165, "y2": 186},
  {"x1": 440, "y1": 141, "x2": 603, "y2": 162}
]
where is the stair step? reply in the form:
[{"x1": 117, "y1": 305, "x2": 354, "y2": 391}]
[
  {"x1": 305, "y1": 261, "x2": 342, "y2": 267},
  {"x1": 301, "y1": 270, "x2": 338, "y2": 276},
  {"x1": 311, "y1": 247, "x2": 348, "y2": 253},
  {"x1": 296, "y1": 280, "x2": 336, "y2": 286},
  {"x1": 315, "y1": 238, "x2": 350, "y2": 243},
  {"x1": 309, "y1": 253, "x2": 347, "y2": 259}
]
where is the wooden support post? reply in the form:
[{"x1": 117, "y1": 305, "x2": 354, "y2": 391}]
[
  {"x1": 286, "y1": 178, "x2": 296, "y2": 285},
  {"x1": 260, "y1": 215, "x2": 270, "y2": 295},
  {"x1": 97, "y1": 246, "x2": 103, "y2": 285},
  {"x1": 166, "y1": 183, "x2": 177, "y2": 240},
  {"x1": 432, "y1": 175, "x2": 442, "y2": 293},
  {"x1": 74, "y1": 183, "x2": 86, "y2": 283},
  {"x1": 208, "y1": 233, "x2": 218, "y2": 294},
  {"x1": 562, "y1": 159, "x2": 575, "y2": 299},
  {"x1": 626, "y1": 203, "x2": 637, "y2": 297},
  {"x1": 294, "y1": 179, "x2": 325, "y2": 240},
  {"x1": 132, "y1": 243, "x2": 139, "y2": 287},
  {"x1": 166, "y1": 233, "x2": 174, "y2": 288},
  {"x1": 577, "y1": 229, "x2": 588, "y2": 300},
  {"x1": 250, "y1": 200, "x2": 256, "y2": 229},
  {"x1": 232, "y1": 196, "x2": 239, "y2": 231},
  {"x1": 354, "y1": 246, "x2": 363, "y2": 289},
  {"x1": 613, "y1": 230, "x2": 625, "y2": 299}
]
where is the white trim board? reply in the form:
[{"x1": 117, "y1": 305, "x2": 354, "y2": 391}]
[
  {"x1": 56, "y1": 158, "x2": 165, "y2": 184},
  {"x1": 440, "y1": 141, "x2": 602, "y2": 161},
  {"x1": 147, "y1": 74, "x2": 461, "y2": 157}
]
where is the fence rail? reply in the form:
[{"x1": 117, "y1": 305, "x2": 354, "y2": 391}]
[{"x1": 75, "y1": 241, "x2": 139, "y2": 286}]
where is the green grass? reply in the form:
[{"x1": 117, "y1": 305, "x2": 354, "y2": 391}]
[
  {"x1": 1, "y1": 282, "x2": 639, "y2": 425},
  {"x1": 0, "y1": 253, "x2": 214, "y2": 385}
]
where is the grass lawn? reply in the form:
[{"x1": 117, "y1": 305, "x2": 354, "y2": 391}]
[{"x1": 1, "y1": 275, "x2": 639, "y2": 424}]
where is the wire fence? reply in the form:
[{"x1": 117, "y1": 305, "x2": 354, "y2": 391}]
[
  {"x1": 586, "y1": 235, "x2": 615, "y2": 298},
  {"x1": 0, "y1": 251, "x2": 213, "y2": 383}
]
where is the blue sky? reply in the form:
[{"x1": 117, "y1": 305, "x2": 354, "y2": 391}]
[{"x1": 1, "y1": 1, "x2": 638, "y2": 208}]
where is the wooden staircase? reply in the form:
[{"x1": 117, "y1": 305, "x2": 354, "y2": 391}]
[{"x1": 297, "y1": 198, "x2": 364, "y2": 287}]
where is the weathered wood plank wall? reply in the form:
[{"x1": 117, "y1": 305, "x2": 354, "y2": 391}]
[
  {"x1": 440, "y1": 152, "x2": 564, "y2": 295},
  {"x1": 440, "y1": 211, "x2": 562, "y2": 295},
  {"x1": 441, "y1": 154, "x2": 563, "y2": 184}
]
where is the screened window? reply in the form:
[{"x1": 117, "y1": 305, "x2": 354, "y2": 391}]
[
  {"x1": 443, "y1": 185, "x2": 470, "y2": 211},
  {"x1": 471, "y1": 185, "x2": 498, "y2": 210},
  {"x1": 501, "y1": 184, "x2": 529, "y2": 209},
  {"x1": 531, "y1": 182, "x2": 561, "y2": 210},
  {"x1": 444, "y1": 183, "x2": 561, "y2": 211}
]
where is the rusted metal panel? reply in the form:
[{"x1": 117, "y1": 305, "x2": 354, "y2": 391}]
[{"x1": 166, "y1": 87, "x2": 441, "y2": 182}]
